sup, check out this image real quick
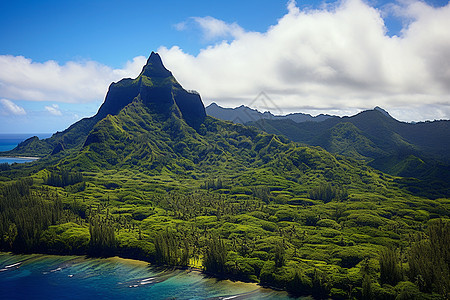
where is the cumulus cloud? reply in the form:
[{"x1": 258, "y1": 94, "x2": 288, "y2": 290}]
[
  {"x1": 175, "y1": 16, "x2": 245, "y2": 41},
  {"x1": 0, "y1": 99, "x2": 26, "y2": 115},
  {"x1": 1, "y1": 0, "x2": 449, "y2": 122},
  {"x1": 0, "y1": 55, "x2": 147, "y2": 103},
  {"x1": 159, "y1": 0, "x2": 450, "y2": 121},
  {"x1": 45, "y1": 104, "x2": 62, "y2": 116}
]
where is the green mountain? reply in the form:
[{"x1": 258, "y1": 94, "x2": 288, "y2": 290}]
[
  {"x1": 1, "y1": 53, "x2": 449, "y2": 299},
  {"x1": 3, "y1": 52, "x2": 206, "y2": 158},
  {"x1": 206, "y1": 102, "x2": 332, "y2": 124},
  {"x1": 248, "y1": 109, "x2": 450, "y2": 197}
]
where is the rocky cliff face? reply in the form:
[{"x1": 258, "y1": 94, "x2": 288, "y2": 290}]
[{"x1": 97, "y1": 52, "x2": 206, "y2": 128}]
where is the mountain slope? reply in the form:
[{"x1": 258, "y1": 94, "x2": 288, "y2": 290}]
[{"x1": 248, "y1": 109, "x2": 450, "y2": 197}]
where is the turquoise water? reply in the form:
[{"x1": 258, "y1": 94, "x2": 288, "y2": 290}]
[
  {"x1": 0, "y1": 157, "x2": 39, "y2": 164},
  {"x1": 0, "y1": 133, "x2": 51, "y2": 152},
  {"x1": 0, "y1": 133, "x2": 51, "y2": 164},
  {"x1": 0, "y1": 253, "x2": 303, "y2": 300}
]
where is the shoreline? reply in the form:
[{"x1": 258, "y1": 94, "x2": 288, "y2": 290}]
[
  {"x1": 0, "y1": 251, "x2": 283, "y2": 295},
  {"x1": 0, "y1": 156, "x2": 41, "y2": 160},
  {"x1": 0, "y1": 252, "x2": 296, "y2": 299}
]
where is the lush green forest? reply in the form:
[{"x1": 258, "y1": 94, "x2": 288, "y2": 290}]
[
  {"x1": 246, "y1": 109, "x2": 450, "y2": 200},
  {"x1": 2, "y1": 124, "x2": 448, "y2": 299},
  {"x1": 1, "y1": 52, "x2": 449, "y2": 299}
]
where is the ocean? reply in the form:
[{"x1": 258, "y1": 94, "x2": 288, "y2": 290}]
[
  {"x1": 0, "y1": 133, "x2": 52, "y2": 152},
  {"x1": 0, "y1": 253, "x2": 302, "y2": 300},
  {"x1": 0, "y1": 133, "x2": 51, "y2": 164}
]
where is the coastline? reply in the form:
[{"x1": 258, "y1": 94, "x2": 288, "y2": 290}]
[
  {"x1": 0, "y1": 154, "x2": 42, "y2": 160},
  {"x1": 0, "y1": 252, "x2": 295, "y2": 299},
  {"x1": 0, "y1": 156, "x2": 41, "y2": 165},
  {"x1": 0, "y1": 156, "x2": 41, "y2": 159},
  {"x1": 0, "y1": 251, "x2": 282, "y2": 295}
]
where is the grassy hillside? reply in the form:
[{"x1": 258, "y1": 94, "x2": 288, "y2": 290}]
[{"x1": 249, "y1": 110, "x2": 450, "y2": 198}]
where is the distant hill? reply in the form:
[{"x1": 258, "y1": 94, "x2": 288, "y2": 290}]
[
  {"x1": 249, "y1": 109, "x2": 450, "y2": 197},
  {"x1": 206, "y1": 102, "x2": 332, "y2": 124}
]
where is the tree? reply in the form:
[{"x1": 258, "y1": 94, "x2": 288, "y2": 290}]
[
  {"x1": 408, "y1": 219, "x2": 450, "y2": 296},
  {"x1": 379, "y1": 247, "x2": 402, "y2": 285},
  {"x1": 89, "y1": 215, "x2": 116, "y2": 256},
  {"x1": 273, "y1": 243, "x2": 285, "y2": 268},
  {"x1": 309, "y1": 183, "x2": 347, "y2": 203},
  {"x1": 362, "y1": 274, "x2": 374, "y2": 300},
  {"x1": 204, "y1": 236, "x2": 227, "y2": 274},
  {"x1": 4, "y1": 223, "x2": 17, "y2": 249},
  {"x1": 154, "y1": 229, "x2": 189, "y2": 266}
]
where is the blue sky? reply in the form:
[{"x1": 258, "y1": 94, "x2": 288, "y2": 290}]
[
  {"x1": 0, "y1": 0, "x2": 449, "y2": 133},
  {"x1": 0, "y1": 0, "x2": 288, "y2": 66}
]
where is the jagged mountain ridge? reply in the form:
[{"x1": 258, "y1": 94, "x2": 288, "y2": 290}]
[
  {"x1": 248, "y1": 109, "x2": 450, "y2": 163},
  {"x1": 206, "y1": 102, "x2": 332, "y2": 124},
  {"x1": 248, "y1": 109, "x2": 450, "y2": 196},
  {"x1": 97, "y1": 52, "x2": 205, "y2": 128},
  {"x1": 208, "y1": 102, "x2": 450, "y2": 180},
  {"x1": 207, "y1": 102, "x2": 449, "y2": 165}
]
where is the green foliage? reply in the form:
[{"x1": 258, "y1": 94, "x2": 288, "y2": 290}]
[
  {"x1": 273, "y1": 242, "x2": 286, "y2": 268},
  {"x1": 0, "y1": 70, "x2": 448, "y2": 300},
  {"x1": 89, "y1": 214, "x2": 116, "y2": 256},
  {"x1": 249, "y1": 109, "x2": 450, "y2": 198},
  {"x1": 395, "y1": 281, "x2": 422, "y2": 300},
  {"x1": 362, "y1": 274, "x2": 374, "y2": 300},
  {"x1": 286, "y1": 270, "x2": 313, "y2": 296},
  {"x1": 0, "y1": 178, "x2": 63, "y2": 251},
  {"x1": 154, "y1": 229, "x2": 189, "y2": 266},
  {"x1": 201, "y1": 177, "x2": 224, "y2": 190},
  {"x1": 309, "y1": 183, "x2": 348, "y2": 203},
  {"x1": 318, "y1": 219, "x2": 341, "y2": 230},
  {"x1": 45, "y1": 169, "x2": 84, "y2": 187},
  {"x1": 204, "y1": 236, "x2": 227, "y2": 274},
  {"x1": 379, "y1": 247, "x2": 402, "y2": 286},
  {"x1": 40, "y1": 223, "x2": 90, "y2": 254},
  {"x1": 408, "y1": 219, "x2": 450, "y2": 297}
]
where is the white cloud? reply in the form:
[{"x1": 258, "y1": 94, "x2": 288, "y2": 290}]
[
  {"x1": 175, "y1": 16, "x2": 245, "y2": 41},
  {"x1": 0, "y1": 55, "x2": 147, "y2": 103},
  {"x1": 192, "y1": 16, "x2": 245, "y2": 40},
  {"x1": 174, "y1": 21, "x2": 187, "y2": 31},
  {"x1": 0, "y1": 0, "x2": 449, "y2": 122},
  {"x1": 159, "y1": 0, "x2": 450, "y2": 122},
  {"x1": 45, "y1": 104, "x2": 62, "y2": 116},
  {"x1": 0, "y1": 99, "x2": 26, "y2": 115}
]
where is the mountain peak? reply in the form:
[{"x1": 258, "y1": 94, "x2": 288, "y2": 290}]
[
  {"x1": 141, "y1": 51, "x2": 172, "y2": 78},
  {"x1": 374, "y1": 106, "x2": 392, "y2": 118},
  {"x1": 96, "y1": 51, "x2": 205, "y2": 128}
]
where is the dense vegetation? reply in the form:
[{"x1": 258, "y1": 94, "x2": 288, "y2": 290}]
[
  {"x1": 247, "y1": 110, "x2": 450, "y2": 199},
  {"x1": 1, "y1": 52, "x2": 449, "y2": 299},
  {"x1": 2, "y1": 117, "x2": 448, "y2": 299}
]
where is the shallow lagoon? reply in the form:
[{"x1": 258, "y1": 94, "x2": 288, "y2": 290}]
[
  {"x1": 0, "y1": 253, "x2": 305, "y2": 300},
  {"x1": 0, "y1": 157, "x2": 39, "y2": 164}
]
